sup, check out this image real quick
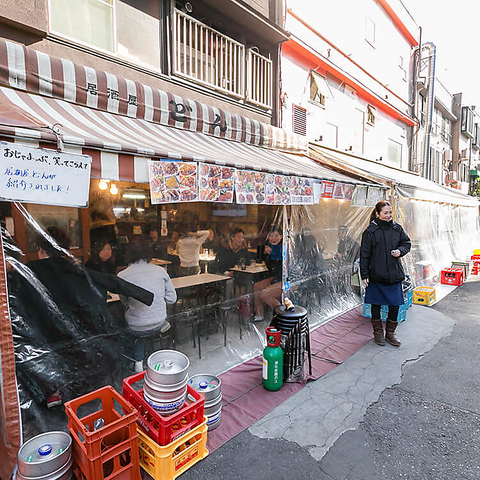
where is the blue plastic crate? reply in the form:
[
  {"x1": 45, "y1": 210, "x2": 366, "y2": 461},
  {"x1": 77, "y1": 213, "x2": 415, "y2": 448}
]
[{"x1": 362, "y1": 297, "x2": 408, "y2": 323}]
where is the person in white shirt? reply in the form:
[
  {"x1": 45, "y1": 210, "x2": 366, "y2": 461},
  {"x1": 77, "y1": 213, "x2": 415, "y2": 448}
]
[
  {"x1": 118, "y1": 236, "x2": 177, "y2": 371},
  {"x1": 177, "y1": 224, "x2": 213, "y2": 276}
]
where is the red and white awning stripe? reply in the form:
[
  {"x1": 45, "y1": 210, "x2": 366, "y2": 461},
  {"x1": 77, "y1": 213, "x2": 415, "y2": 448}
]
[
  {"x1": 0, "y1": 38, "x2": 307, "y2": 153},
  {"x1": 0, "y1": 86, "x2": 361, "y2": 185}
]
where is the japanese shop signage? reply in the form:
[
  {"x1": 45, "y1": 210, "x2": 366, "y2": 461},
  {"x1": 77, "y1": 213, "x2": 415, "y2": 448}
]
[
  {"x1": 199, "y1": 163, "x2": 235, "y2": 203},
  {"x1": 0, "y1": 142, "x2": 91, "y2": 207},
  {"x1": 320, "y1": 180, "x2": 335, "y2": 198},
  {"x1": 148, "y1": 160, "x2": 198, "y2": 204}
]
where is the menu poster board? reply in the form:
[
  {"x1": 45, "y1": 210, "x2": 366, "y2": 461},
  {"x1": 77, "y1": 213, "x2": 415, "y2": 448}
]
[
  {"x1": 198, "y1": 163, "x2": 235, "y2": 203},
  {"x1": 0, "y1": 142, "x2": 92, "y2": 207},
  {"x1": 344, "y1": 184, "x2": 355, "y2": 201},
  {"x1": 333, "y1": 182, "x2": 345, "y2": 200},
  {"x1": 236, "y1": 170, "x2": 266, "y2": 204},
  {"x1": 149, "y1": 160, "x2": 198, "y2": 204},
  {"x1": 320, "y1": 180, "x2": 335, "y2": 198},
  {"x1": 291, "y1": 177, "x2": 314, "y2": 205},
  {"x1": 265, "y1": 174, "x2": 291, "y2": 205}
]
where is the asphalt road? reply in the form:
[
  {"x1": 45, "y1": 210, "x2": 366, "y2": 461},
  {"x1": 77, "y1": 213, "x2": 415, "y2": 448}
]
[{"x1": 181, "y1": 278, "x2": 480, "y2": 480}]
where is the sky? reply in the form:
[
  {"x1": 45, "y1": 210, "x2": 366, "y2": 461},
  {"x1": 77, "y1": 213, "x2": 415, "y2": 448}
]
[{"x1": 401, "y1": 0, "x2": 480, "y2": 105}]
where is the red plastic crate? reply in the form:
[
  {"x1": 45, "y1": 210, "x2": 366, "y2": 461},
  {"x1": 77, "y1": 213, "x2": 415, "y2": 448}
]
[
  {"x1": 64, "y1": 385, "x2": 140, "y2": 480},
  {"x1": 123, "y1": 371, "x2": 205, "y2": 446},
  {"x1": 440, "y1": 268, "x2": 464, "y2": 286}
]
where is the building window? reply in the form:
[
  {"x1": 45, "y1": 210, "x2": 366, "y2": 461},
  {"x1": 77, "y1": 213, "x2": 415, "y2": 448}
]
[
  {"x1": 365, "y1": 17, "x2": 376, "y2": 47},
  {"x1": 461, "y1": 106, "x2": 475, "y2": 137},
  {"x1": 441, "y1": 118, "x2": 451, "y2": 143},
  {"x1": 48, "y1": 0, "x2": 161, "y2": 70},
  {"x1": 366, "y1": 105, "x2": 376, "y2": 126},
  {"x1": 474, "y1": 123, "x2": 480, "y2": 147},
  {"x1": 419, "y1": 93, "x2": 426, "y2": 126},
  {"x1": 49, "y1": 0, "x2": 115, "y2": 52},
  {"x1": 292, "y1": 104, "x2": 307, "y2": 136},
  {"x1": 387, "y1": 139, "x2": 402, "y2": 167},
  {"x1": 309, "y1": 71, "x2": 326, "y2": 107}
]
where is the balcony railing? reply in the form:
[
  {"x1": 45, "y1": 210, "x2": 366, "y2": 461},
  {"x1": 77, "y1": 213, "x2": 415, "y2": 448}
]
[
  {"x1": 173, "y1": 9, "x2": 245, "y2": 98},
  {"x1": 247, "y1": 49, "x2": 273, "y2": 109},
  {"x1": 172, "y1": 9, "x2": 273, "y2": 109}
]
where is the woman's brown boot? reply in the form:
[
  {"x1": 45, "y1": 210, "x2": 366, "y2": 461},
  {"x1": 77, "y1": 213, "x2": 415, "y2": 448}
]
[
  {"x1": 385, "y1": 319, "x2": 401, "y2": 347},
  {"x1": 371, "y1": 319, "x2": 386, "y2": 346}
]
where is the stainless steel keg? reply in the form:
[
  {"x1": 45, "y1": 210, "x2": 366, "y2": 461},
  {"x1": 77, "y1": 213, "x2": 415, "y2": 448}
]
[
  {"x1": 144, "y1": 350, "x2": 190, "y2": 415},
  {"x1": 17, "y1": 431, "x2": 73, "y2": 480},
  {"x1": 188, "y1": 374, "x2": 222, "y2": 430}
]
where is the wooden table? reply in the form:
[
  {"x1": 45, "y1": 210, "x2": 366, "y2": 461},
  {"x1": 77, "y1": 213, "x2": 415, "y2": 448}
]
[
  {"x1": 172, "y1": 273, "x2": 230, "y2": 289},
  {"x1": 151, "y1": 258, "x2": 172, "y2": 267},
  {"x1": 230, "y1": 263, "x2": 269, "y2": 274}
]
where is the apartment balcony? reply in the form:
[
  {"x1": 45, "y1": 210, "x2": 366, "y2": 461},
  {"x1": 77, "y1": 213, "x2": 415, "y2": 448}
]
[{"x1": 173, "y1": 9, "x2": 273, "y2": 109}]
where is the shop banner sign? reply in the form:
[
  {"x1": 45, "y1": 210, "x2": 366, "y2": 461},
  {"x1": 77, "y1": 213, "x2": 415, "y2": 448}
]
[
  {"x1": 236, "y1": 170, "x2": 266, "y2": 204},
  {"x1": 148, "y1": 160, "x2": 198, "y2": 204},
  {"x1": 344, "y1": 184, "x2": 355, "y2": 201},
  {"x1": 290, "y1": 176, "x2": 314, "y2": 205},
  {"x1": 320, "y1": 180, "x2": 335, "y2": 198},
  {"x1": 265, "y1": 174, "x2": 290, "y2": 205},
  {"x1": 333, "y1": 182, "x2": 345, "y2": 200},
  {"x1": 198, "y1": 163, "x2": 235, "y2": 202},
  {"x1": 0, "y1": 142, "x2": 91, "y2": 207}
]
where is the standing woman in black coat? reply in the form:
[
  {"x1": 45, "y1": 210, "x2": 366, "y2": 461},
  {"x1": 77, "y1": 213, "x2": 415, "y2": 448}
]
[{"x1": 360, "y1": 201, "x2": 411, "y2": 347}]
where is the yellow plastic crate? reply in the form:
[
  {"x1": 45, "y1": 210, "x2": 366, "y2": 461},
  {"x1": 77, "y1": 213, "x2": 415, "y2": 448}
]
[
  {"x1": 138, "y1": 418, "x2": 208, "y2": 480},
  {"x1": 413, "y1": 286, "x2": 436, "y2": 305}
]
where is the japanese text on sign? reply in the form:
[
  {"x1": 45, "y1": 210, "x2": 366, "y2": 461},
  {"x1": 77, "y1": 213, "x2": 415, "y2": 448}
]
[{"x1": 0, "y1": 142, "x2": 92, "y2": 207}]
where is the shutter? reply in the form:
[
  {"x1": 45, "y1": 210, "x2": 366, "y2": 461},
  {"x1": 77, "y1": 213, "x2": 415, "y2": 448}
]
[{"x1": 292, "y1": 104, "x2": 307, "y2": 136}]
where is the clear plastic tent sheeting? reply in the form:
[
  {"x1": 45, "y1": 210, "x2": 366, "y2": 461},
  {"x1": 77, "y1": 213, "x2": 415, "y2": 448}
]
[
  {"x1": 396, "y1": 192, "x2": 480, "y2": 284},
  {"x1": 4, "y1": 199, "x2": 375, "y2": 440},
  {"x1": 286, "y1": 201, "x2": 372, "y2": 328}
]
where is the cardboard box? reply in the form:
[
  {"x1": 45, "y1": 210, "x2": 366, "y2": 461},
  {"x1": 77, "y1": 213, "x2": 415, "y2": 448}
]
[
  {"x1": 413, "y1": 286, "x2": 436, "y2": 306},
  {"x1": 451, "y1": 261, "x2": 472, "y2": 278}
]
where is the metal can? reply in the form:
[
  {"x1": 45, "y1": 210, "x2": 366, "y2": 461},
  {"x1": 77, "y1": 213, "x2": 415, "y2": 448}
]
[
  {"x1": 17, "y1": 431, "x2": 73, "y2": 480},
  {"x1": 144, "y1": 350, "x2": 190, "y2": 415},
  {"x1": 188, "y1": 374, "x2": 222, "y2": 430}
]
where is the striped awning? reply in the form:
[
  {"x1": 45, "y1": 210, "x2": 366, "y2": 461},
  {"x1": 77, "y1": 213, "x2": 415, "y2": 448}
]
[{"x1": 0, "y1": 86, "x2": 372, "y2": 185}]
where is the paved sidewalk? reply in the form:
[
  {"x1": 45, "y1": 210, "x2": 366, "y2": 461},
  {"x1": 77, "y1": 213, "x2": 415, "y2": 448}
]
[{"x1": 182, "y1": 285, "x2": 461, "y2": 479}]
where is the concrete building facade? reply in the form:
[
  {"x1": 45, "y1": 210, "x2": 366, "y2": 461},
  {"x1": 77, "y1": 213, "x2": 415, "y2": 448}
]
[
  {"x1": 280, "y1": 0, "x2": 417, "y2": 170},
  {"x1": 0, "y1": 0, "x2": 287, "y2": 124}
]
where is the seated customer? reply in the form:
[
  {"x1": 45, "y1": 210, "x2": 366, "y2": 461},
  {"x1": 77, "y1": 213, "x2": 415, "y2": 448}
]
[
  {"x1": 177, "y1": 224, "x2": 213, "y2": 276},
  {"x1": 118, "y1": 236, "x2": 177, "y2": 371},
  {"x1": 253, "y1": 227, "x2": 283, "y2": 321},
  {"x1": 215, "y1": 228, "x2": 251, "y2": 275},
  {"x1": 85, "y1": 239, "x2": 116, "y2": 275}
]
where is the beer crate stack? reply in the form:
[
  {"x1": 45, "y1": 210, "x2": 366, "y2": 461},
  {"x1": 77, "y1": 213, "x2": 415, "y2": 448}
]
[
  {"x1": 122, "y1": 367, "x2": 208, "y2": 479},
  {"x1": 440, "y1": 267, "x2": 464, "y2": 286},
  {"x1": 471, "y1": 254, "x2": 480, "y2": 275},
  {"x1": 64, "y1": 385, "x2": 141, "y2": 480}
]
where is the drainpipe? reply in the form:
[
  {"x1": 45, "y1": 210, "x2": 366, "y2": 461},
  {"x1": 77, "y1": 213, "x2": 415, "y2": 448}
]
[{"x1": 421, "y1": 42, "x2": 436, "y2": 179}]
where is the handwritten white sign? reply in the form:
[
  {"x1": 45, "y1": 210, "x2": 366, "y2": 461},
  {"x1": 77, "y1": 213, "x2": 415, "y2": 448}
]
[{"x1": 0, "y1": 142, "x2": 92, "y2": 207}]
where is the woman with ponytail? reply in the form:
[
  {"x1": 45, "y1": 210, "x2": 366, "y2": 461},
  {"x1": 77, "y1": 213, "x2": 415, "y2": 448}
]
[{"x1": 360, "y1": 201, "x2": 411, "y2": 346}]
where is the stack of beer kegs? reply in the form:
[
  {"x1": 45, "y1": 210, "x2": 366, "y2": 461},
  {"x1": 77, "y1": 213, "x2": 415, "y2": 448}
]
[{"x1": 143, "y1": 350, "x2": 190, "y2": 415}]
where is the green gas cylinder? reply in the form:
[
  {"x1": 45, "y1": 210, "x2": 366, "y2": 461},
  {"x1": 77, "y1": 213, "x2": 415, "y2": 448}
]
[{"x1": 263, "y1": 327, "x2": 283, "y2": 391}]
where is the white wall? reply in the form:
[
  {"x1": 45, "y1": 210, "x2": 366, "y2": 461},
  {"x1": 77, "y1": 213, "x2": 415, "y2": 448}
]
[
  {"x1": 281, "y1": 52, "x2": 408, "y2": 168},
  {"x1": 286, "y1": 0, "x2": 412, "y2": 108},
  {"x1": 282, "y1": 0, "x2": 413, "y2": 169}
]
